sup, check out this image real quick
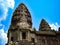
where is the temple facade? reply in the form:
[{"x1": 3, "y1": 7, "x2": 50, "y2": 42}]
[{"x1": 6, "y1": 3, "x2": 60, "y2": 45}]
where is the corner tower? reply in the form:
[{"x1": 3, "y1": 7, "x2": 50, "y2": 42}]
[{"x1": 7, "y1": 3, "x2": 33, "y2": 45}]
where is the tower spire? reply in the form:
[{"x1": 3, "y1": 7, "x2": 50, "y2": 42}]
[
  {"x1": 39, "y1": 19, "x2": 51, "y2": 31},
  {"x1": 10, "y1": 3, "x2": 32, "y2": 29}
]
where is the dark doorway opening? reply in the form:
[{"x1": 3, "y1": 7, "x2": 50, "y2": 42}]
[
  {"x1": 11, "y1": 37, "x2": 13, "y2": 41},
  {"x1": 22, "y1": 32, "x2": 26, "y2": 39},
  {"x1": 31, "y1": 38, "x2": 35, "y2": 43}
]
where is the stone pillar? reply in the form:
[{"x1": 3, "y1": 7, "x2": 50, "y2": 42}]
[
  {"x1": 8, "y1": 31, "x2": 13, "y2": 45},
  {"x1": 45, "y1": 40, "x2": 47, "y2": 45},
  {"x1": 18, "y1": 30, "x2": 20, "y2": 41},
  {"x1": 27, "y1": 31, "x2": 31, "y2": 41},
  {"x1": 35, "y1": 38, "x2": 37, "y2": 43},
  {"x1": 20, "y1": 31, "x2": 22, "y2": 40},
  {"x1": 26, "y1": 31, "x2": 27, "y2": 40},
  {"x1": 8, "y1": 31, "x2": 11, "y2": 43}
]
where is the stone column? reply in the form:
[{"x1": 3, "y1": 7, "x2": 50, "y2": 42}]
[
  {"x1": 27, "y1": 31, "x2": 31, "y2": 41},
  {"x1": 18, "y1": 30, "x2": 20, "y2": 41},
  {"x1": 8, "y1": 31, "x2": 12, "y2": 45},
  {"x1": 20, "y1": 31, "x2": 22, "y2": 40},
  {"x1": 8, "y1": 31, "x2": 11, "y2": 43},
  {"x1": 45, "y1": 40, "x2": 47, "y2": 45}
]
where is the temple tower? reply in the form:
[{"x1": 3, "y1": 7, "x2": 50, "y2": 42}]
[
  {"x1": 7, "y1": 3, "x2": 34, "y2": 45},
  {"x1": 39, "y1": 19, "x2": 51, "y2": 31}
]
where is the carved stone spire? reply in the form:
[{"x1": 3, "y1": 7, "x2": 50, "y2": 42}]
[
  {"x1": 39, "y1": 19, "x2": 51, "y2": 31},
  {"x1": 10, "y1": 3, "x2": 32, "y2": 29}
]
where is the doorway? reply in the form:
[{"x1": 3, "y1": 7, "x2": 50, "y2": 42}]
[{"x1": 22, "y1": 32, "x2": 26, "y2": 39}]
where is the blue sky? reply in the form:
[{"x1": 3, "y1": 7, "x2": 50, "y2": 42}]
[{"x1": 0, "y1": 0, "x2": 60, "y2": 45}]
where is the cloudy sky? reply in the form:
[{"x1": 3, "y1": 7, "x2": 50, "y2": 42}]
[{"x1": 0, "y1": 0, "x2": 60, "y2": 45}]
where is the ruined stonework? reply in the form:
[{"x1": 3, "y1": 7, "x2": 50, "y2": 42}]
[{"x1": 6, "y1": 3, "x2": 60, "y2": 45}]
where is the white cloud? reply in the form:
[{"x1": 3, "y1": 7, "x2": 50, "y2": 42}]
[
  {"x1": 49, "y1": 22, "x2": 60, "y2": 31},
  {"x1": 0, "y1": 28, "x2": 8, "y2": 45},
  {"x1": 0, "y1": 0, "x2": 15, "y2": 21},
  {"x1": 0, "y1": 0, "x2": 15, "y2": 45}
]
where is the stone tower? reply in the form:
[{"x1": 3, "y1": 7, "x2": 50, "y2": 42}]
[
  {"x1": 11, "y1": 3, "x2": 32, "y2": 29},
  {"x1": 7, "y1": 3, "x2": 35, "y2": 45},
  {"x1": 39, "y1": 19, "x2": 51, "y2": 31}
]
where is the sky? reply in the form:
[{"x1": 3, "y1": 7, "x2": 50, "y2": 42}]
[{"x1": 0, "y1": 0, "x2": 60, "y2": 45}]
